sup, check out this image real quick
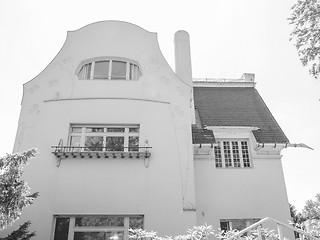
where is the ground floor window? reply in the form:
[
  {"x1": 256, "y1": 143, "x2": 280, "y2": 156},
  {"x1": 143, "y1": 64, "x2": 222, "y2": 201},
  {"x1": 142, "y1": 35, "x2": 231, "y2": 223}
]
[
  {"x1": 53, "y1": 215, "x2": 144, "y2": 240},
  {"x1": 220, "y1": 218, "x2": 260, "y2": 232}
]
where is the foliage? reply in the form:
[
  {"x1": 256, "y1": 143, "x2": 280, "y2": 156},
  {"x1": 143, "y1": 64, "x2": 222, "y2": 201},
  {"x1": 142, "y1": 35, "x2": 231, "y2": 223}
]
[
  {"x1": 0, "y1": 221, "x2": 35, "y2": 240},
  {"x1": 129, "y1": 225, "x2": 288, "y2": 240},
  {"x1": 129, "y1": 225, "x2": 215, "y2": 240},
  {"x1": 0, "y1": 149, "x2": 39, "y2": 230},
  {"x1": 304, "y1": 219, "x2": 320, "y2": 237},
  {"x1": 129, "y1": 219, "x2": 320, "y2": 240},
  {"x1": 288, "y1": 0, "x2": 320, "y2": 79},
  {"x1": 290, "y1": 219, "x2": 320, "y2": 239},
  {"x1": 290, "y1": 203, "x2": 306, "y2": 224},
  {"x1": 302, "y1": 193, "x2": 320, "y2": 220}
]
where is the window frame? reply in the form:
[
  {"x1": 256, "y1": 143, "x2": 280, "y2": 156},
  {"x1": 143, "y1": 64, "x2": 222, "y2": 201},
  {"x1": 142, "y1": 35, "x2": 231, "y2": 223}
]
[
  {"x1": 53, "y1": 215, "x2": 144, "y2": 240},
  {"x1": 220, "y1": 218, "x2": 260, "y2": 232},
  {"x1": 214, "y1": 140, "x2": 252, "y2": 168},
  {"x1": 76, "y1": 57, "x2": 142, "y2": 81},
  {"x1": 68, "y1": 124, "x2": 140, "y2": 152}
]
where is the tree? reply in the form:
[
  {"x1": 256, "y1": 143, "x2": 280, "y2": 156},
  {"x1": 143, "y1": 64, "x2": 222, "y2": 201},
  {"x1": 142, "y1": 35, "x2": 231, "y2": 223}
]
[
  {"x1": 0, "y1": 149, "x2": 39, "y2": 230},
  {"x1": 290, "y1": 203, "x2": 306, "y2": 224},
  {"x1": 303, "y1": 193, "x2": 320, "y2": 220},
  {"x1": 288, "y1": 0, "x2": 320, "y2": 79},
  {"x1": 0, "y1": 221, "x2": 35, "y2": 240}
]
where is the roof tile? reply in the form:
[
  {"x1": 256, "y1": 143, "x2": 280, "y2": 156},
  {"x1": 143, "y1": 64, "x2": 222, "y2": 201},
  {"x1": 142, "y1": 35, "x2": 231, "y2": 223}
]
[{"x1": 193, "y1": 87, "x2": 289, "y2": 143}]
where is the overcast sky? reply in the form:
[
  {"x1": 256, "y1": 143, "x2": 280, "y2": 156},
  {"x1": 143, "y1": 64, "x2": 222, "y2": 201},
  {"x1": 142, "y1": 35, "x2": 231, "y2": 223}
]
[{"x1": 0, "y1": 0, "x2": 319, "y2": 212}]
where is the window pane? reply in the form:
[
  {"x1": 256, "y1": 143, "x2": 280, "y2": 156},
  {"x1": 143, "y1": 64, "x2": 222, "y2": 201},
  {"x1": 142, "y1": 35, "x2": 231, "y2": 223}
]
[
  {"x1": 130, "y1": 63, "x2": 141, "y2": 80},
  {"x1": 129, "y1": 216, "x2": 144, "y2": 229},
  {"x1": 231, "y1": 219, "x2": 247, "y2": 231},
  {"x1": 223, "y1": 142, "x2": 232, "y2": 167},
  {"x1": 54, "y1": 217, "x2": 70, "y2": 240},
  {"x1": 85, "y1": 136, "x2": 103, "y2": 151},
  {"x1": 74, "y1": 231, "x2": 124, "y2": 240},
  {"x1": 78, "y1": 63, "x2": 91, "y2": 80},
  {"x1": 129, "y1": 137, "x2": 139, "y2": 151},
  {"x1": 74, "y1": 232, "x2": 105, "y2": 240},
  {"x1": 232, "y1": 141, "x2": 241, "y2": 168},
  {"x1": 70, "y1": 136, "x2": 81, "y2": 151},
  {"x1": 72, "y1": 127, "x2": 82, "y2": 133},
  {"x1": 129, "y1": 127, "x2": 139, "y2": 133},
  {"x1": 94, "y1": 61, "x2": 109, "y2": 79},
  {"x1": 241, "y1": 141, "x2": 250, "y2": 167},
  {"x1": 214, "y1": 143, "x2": 222, "y2": 168},
  {"x1": 75, "y1": 216, "x2": 124, "y2": 227},
  {"x1": 106, "y1": 137, "x2": 124, "y2": 151},
  {"x1": 106, "y1": 232, "x2": 124, "y2": 240},
  {"x1": 107, "y1": 128, "x2": 125, "y2": 132},
  {"x1": 220, "y1": 221, "x2": 229, "y2": 231},
  {"x1": 86, "y1": 127, "x2": 104, "y2": 133},
  {"x1": 111, "y1": 61, "x2": 127, "y2": 79}
]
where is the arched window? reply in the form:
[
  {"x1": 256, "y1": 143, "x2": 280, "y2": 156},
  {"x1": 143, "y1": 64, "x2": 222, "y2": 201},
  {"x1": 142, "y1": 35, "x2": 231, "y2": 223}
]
[{"x1": 77, "y1": 57, "x2": 142, "y2": 80}]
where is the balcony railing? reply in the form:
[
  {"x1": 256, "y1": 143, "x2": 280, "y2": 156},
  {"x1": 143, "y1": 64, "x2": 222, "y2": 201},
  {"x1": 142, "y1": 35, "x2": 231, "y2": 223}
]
[{"x1": 51, "y1": 146, "x2": 152, "y2": 167}]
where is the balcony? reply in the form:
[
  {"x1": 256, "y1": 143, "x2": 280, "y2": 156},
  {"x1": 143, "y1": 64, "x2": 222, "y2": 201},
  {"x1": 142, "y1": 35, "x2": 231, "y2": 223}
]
[{"x1": 51, "y1": 145, "x2": 152, "y2": 167}]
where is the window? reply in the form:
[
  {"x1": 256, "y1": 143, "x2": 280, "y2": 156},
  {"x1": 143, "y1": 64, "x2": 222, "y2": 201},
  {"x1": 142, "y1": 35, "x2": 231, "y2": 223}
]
[
  {"x1": 220, "y1": 219, "x2": 260, "y2": 232},
  {"x1": 214, "y1": 140, "x2": 251, "y2": 168},
  {"x1": 77, "y1": 58, "x2": 141, "y2": 80},
  {"x1": 69, "y1": 125, "x2": 140, "y2": 152},
  {"x1": 53, "y1": 215, "x2": 144, "y2": 240}
]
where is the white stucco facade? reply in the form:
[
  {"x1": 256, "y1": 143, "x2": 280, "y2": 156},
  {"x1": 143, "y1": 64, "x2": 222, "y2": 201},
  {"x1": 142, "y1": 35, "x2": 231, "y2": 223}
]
[
  {"x1": 194, "y1": 127, "x2": 291, "y2": 230},
  {"x1": 4, "y1": 21, "x2": 291, "y2": 240}
]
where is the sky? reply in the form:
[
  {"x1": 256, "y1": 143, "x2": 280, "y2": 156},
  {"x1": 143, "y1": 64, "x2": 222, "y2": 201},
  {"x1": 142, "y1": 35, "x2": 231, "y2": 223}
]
[{"x1": 0, "y1": 0, "x2": 319, "y2": 212}]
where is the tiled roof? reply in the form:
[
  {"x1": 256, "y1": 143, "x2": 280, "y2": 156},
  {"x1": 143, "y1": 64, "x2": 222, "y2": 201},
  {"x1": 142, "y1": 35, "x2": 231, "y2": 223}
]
[
  {"x1": 192, "y1": 125, "x2": 215, "y2": 144},
  {"x1": 193, "y1": 87, "x2": 289, "y2": 143}
]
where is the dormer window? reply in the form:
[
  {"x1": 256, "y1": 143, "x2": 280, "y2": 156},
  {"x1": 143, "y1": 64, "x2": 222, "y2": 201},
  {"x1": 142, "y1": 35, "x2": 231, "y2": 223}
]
[
  {"x1": 214, "y1": 140, "x2": 251, "y2": 168},
  {"x1": 77, "y1": 57, "x2": 141, "y2": 80}
]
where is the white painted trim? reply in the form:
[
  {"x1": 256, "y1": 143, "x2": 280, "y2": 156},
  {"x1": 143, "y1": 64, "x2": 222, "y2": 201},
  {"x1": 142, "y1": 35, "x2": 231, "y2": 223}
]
[
  {"x1": 193, "y1": 81, "x2": 256, "y2": 88},
  {"x1": 44, "y1": 98, "x2": 170, "y2": 104},
  {"x1": 206, "y1": 126, "x2": 259, "y2": 131}
]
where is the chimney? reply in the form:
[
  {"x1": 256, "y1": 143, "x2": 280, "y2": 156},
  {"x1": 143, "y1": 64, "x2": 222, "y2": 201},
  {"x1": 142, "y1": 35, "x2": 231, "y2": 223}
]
[
  {"x1": 174, "y1": 30, "x2": 195, "y2": 124},
  {"x1": 241, "y1": 73, "x2": 255, "y2": 82},
  {"x1": 174, "y1": 30, "x2": 193, "y2": 86}
]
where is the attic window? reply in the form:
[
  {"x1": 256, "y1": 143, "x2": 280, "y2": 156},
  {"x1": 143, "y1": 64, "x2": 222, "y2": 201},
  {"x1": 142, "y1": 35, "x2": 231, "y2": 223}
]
[{"x1": 77, "y1": 57, "x2": 141, "y2": 80}]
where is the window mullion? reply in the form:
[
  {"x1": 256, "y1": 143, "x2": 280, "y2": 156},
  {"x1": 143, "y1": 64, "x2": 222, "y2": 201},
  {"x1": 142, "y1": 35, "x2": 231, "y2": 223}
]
[
  {"x1": 108, "y1": 60, "x2": 112, "y2": 79},
  {"x1": 124, "y1": 128, "x2": 129, "y2": 152},
  {"x1": 80, "y1": 127, "x2": 86, "y2": 149},
  {"x1": 239, "y1": 141, "x2": 244, "y2": 168},
  {"x1": 230, "y1": 141, "x2": 234, "y2": 167},
  {"x1": 67, "y1": 217, "x2": 75, "y2": 240},
  {"x1": 221, "y1": 142, "x2": 226, "y2": 168},
  {"x1": 124, "y1": 217, "x2": 129, "y2": 240},
  {"x1": 90, "y1": 62, "x2": 95, "y2": 79},
  {"x1": 126, "y1": 62, "x2": 129, "y2": 80}
]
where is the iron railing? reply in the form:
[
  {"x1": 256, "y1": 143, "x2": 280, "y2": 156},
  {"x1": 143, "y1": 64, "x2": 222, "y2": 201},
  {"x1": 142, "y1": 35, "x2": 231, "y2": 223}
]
[{"x1": 51, "y1": 146, "x2": 152, "y2": 167}]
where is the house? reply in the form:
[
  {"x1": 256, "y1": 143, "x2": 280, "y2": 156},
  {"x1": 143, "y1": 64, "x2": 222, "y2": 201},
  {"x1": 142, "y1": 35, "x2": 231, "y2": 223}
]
[{"x1": 6, "y1": 21, "x2": 291, "y2": 239}]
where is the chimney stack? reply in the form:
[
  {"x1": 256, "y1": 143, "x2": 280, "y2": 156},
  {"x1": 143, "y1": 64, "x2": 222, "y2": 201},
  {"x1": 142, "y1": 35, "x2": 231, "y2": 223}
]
[
  {"x1": 174, "y1": 30, "x2": 193, "y2": 86},
  {"x1": 174, "y1": 30, "x2": 195, "y2": 124}
]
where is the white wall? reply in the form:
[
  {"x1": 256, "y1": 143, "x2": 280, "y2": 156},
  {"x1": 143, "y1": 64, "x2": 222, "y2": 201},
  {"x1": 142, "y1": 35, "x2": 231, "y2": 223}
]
[
  {"x1": 7, "y1": 21, "x2": 197, "y2": 239},
  {"x1": 194, "y1": 128, "x2": 291, "y2": 231}
]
